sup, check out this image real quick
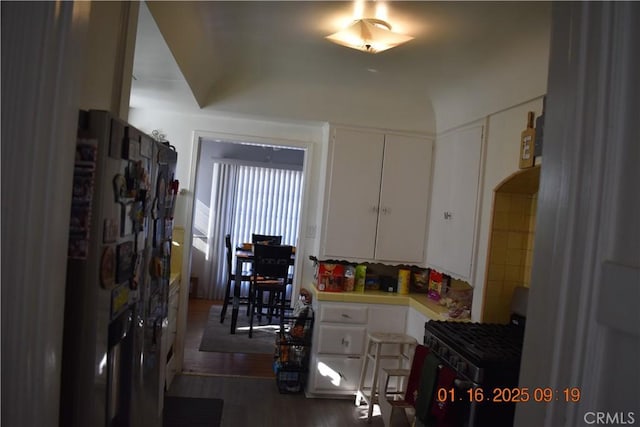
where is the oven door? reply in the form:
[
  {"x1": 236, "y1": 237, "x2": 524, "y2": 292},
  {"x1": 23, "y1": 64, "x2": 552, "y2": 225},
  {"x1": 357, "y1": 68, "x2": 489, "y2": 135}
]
[
  {"x1": 415, "y1": 361, "x2": 516, "y2": 427},
  {"x1": 415, "y1": 358, "x2": 471, "y2": 427},
  {"x1": 452, "y1": 378, "x2": 517, "y2": 427}
]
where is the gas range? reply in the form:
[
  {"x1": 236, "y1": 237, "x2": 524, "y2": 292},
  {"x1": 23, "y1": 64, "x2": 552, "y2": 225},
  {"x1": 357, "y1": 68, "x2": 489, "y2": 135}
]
[{"x1": 424, "y1": 320, "x2": 525, "y2": 386}]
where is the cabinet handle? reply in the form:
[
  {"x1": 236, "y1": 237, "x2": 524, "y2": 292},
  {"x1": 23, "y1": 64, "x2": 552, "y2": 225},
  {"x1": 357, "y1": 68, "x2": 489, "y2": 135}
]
[
  {"x1": 444, "y1": 211, "x2": 452, "y2": 220},
  {"x1": 341, "y1": 338, "x2": 350, "y2": 346},
  {"x1": 381, "y1": 207, "x2": 392, "y2": 215},
  {"x1": 341, "y1": 313, "x2": 351, "y2": 319},
  {"x1": 371, "y1": 206, "x2": 379, "y2": 214}
]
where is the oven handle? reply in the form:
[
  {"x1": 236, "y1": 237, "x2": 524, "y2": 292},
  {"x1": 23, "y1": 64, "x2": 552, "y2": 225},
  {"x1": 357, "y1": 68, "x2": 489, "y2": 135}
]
[
  {"x1": 453, "y1": 378, "x2": 478, "y2": 390},
  {"x1": 453, "y1": 378, "x2": 481, "y2": 427}
]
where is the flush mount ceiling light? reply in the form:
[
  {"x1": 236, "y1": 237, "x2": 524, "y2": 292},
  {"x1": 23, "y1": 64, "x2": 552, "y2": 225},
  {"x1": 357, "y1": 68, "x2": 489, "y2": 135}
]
[{"x1": 326, "y1": 1, "x2": 413, "y2": 53}]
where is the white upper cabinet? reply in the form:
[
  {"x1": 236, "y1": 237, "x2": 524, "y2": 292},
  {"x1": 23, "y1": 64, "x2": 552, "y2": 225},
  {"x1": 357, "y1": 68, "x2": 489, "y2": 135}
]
[
  {"x1": 321, "y1": 127, "x2": 433, "y2": 264},
  {"x1": 375, "y1": 134, "x2": 433, "y2": 262},
  {"x1": 426, "y1": 123, "x2": 484, "y2": 280},
  {"x1": 322, "y1": 128, "x2": 384, "y2": 260}
]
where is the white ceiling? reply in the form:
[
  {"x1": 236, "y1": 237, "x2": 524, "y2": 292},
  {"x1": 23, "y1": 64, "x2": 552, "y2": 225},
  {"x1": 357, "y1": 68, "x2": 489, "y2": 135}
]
[{"x1": 131, "y1": 1, "x2": 551, "y2": 132}]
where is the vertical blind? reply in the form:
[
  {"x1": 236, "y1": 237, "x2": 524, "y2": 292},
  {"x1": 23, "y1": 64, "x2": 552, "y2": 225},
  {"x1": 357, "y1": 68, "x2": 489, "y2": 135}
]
[
  {"x1": 198, "y1": 162, "x2": 303, "y2": 300},
  {"x1": 232, "y1": 165, "x2": 303, "y2": 247}
]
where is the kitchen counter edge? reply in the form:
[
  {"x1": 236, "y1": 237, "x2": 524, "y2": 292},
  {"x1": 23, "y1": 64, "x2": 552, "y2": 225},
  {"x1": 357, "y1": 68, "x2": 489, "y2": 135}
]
[{"x1": 307, "y1": 286, "x2": 470, "y2": 322}]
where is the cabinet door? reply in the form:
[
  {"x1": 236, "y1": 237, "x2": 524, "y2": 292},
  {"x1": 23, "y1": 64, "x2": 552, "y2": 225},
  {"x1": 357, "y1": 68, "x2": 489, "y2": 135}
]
[
  {"x1": 311, "y1": 354, "x2": 363, "y2": 394},
  {"x1": 319, "y1": 303, "x2": 368, "y2": 324},
  {"x1": 317, "y1": 324, "x2": 367, "y2": 355},
  {"x1": 406, "y1": 307, "x2": 431, "y2": 342},
  {"x1": 426, "y1": 124, "x2": 483, "y2": 279},
  {"x1": 368, "y1": 305, "x2": 407, "y2": 333},
  {"x1": 376, "y1": 134, "x2": 433, "y2": 263},
  {"x1": 323, "y1": 128, "x2": 385, "y2": 259}
]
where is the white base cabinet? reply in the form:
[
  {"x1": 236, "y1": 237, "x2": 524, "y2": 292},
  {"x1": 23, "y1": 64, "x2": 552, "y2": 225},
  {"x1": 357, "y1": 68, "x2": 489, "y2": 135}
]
[
  {"x1": 306, "y1": 301, "x2": 408, "y2": 398},
  {"x1": 406, "y1": 307, "x2": 431, "y2": 343},
  {"x1": 311, "y1": 354, "x2": 364, "y2": 396},
  {"x1": 316, "y1": 324, "x2": 367, "y2": 355}
]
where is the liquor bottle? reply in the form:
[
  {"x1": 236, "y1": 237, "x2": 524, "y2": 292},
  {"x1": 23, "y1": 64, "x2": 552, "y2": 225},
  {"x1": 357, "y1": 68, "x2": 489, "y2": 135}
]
[{"x1": 519, "y1": 111, "x2": 536, "y2": 169}]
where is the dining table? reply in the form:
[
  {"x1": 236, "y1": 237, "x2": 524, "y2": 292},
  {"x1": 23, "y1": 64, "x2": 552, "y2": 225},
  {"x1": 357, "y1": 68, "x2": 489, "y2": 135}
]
[{"x1": 230, "y1": 245, "x2": 296, "y2": 334}]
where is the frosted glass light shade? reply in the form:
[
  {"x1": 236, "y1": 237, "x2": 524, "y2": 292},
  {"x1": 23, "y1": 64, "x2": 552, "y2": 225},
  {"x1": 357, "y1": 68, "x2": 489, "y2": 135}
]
[{"x1": 326, "y1": 18, "x2": 413, "y2": 53}]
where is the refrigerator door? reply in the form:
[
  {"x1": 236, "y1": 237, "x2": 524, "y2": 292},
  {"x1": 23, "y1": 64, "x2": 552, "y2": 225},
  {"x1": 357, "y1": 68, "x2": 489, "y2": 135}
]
[
  {"x1": 61, "y1": 111, "x2": 177, "y2": 427},
  {"x1": 107, "y1": 308, "x2": 134, "y2": 427},
  {"x1": 132, "y1": 134, "x2": 178, "y2": 427}
]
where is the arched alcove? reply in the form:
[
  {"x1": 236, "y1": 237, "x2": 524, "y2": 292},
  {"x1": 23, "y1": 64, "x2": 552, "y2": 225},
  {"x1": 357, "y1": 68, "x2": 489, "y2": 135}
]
[{"x1": 482, "y1": 165, "x2": 540, "y2": 323}]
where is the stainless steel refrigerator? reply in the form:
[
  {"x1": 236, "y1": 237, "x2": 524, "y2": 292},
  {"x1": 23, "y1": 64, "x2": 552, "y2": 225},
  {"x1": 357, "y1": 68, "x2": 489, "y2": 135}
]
[{"x1": 60, "y1": 110, "x2": 178, "y2": 427}]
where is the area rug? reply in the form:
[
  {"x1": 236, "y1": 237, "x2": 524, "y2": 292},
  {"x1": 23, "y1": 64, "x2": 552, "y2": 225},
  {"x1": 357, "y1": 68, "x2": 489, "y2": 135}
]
[
  {"x1": 199, "y1": 304, "x2": 278, "y2": 354},
  {"x1": 163, "y1": 396, "x2": 223, "y2": 427}
]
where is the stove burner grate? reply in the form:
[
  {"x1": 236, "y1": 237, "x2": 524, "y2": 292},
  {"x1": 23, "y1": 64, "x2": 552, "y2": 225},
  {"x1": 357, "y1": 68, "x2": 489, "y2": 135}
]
[{"x1": 425, "y1": 320, "x2": 524, "y2": 367}]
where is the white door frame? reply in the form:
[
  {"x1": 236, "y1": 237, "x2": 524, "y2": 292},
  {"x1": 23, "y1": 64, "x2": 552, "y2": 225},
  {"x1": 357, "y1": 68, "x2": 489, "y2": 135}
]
[
  {"x1": 173, "y1": 129, "x2": 315, "y2": 370},
  {"x1": 1, "y1": 2, "x2": 91, "y2": 426},
  {"x1": 516, "y1": 3, "x2": 640, "y2": 426}
]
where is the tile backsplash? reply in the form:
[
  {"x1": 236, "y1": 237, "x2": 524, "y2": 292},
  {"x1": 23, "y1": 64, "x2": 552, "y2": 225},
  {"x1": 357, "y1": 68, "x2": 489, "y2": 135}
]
[{"x1": 484, "y1": 192, "x2": 537, "y2": 323}]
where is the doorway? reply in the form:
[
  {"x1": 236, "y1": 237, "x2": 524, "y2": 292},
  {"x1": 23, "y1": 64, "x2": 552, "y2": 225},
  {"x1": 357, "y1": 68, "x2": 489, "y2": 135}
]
[
  {"x1": 190, "y1": 139, "x2": 305, "y2": 300},
  {"x1": 183, "y1": 136, "x2": 309, "y2": 377}
]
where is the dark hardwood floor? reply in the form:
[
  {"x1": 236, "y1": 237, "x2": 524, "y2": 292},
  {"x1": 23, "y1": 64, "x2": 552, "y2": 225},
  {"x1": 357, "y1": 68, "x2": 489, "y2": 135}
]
[
  {"x1": 182, "y1": 298, "x2": 275, "y2": 378},
  {"x1": 170, "y1": 298, "x2": 389, "y2": 426}
]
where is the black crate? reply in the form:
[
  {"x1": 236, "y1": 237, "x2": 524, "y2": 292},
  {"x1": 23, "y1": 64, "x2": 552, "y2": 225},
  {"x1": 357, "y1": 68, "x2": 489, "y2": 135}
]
[
  {"x1": 281, "y1": 311, "x2": 314, "y2": 346},
  {"x1": 275, "y1": 364, "x2": 307, "y2": 394},
  {"x1": 273, "y1": 306, "x2": 313, "y2": 394}
]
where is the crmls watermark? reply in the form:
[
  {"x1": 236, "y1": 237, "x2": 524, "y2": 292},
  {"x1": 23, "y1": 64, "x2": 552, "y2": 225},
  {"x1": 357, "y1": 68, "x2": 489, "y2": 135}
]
[{"x1": 584, "y1": 412, "x2": 636, "y2": 425}]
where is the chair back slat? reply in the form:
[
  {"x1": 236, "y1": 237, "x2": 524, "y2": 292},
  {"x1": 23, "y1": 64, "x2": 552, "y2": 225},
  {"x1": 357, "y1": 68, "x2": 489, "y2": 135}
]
[
  {"x1": 251, "y1": 233, "x2": 282, "y2": 245},
  {"x1": 253, "y1": 244, "x2": 292, "y2": 280}
]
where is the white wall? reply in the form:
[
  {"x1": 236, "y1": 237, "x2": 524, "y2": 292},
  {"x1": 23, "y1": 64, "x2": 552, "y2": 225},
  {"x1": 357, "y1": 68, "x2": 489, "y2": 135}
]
[
  {"x1": 80, "y1": 2, "x2": 139, "y2": 119},
  {"x1": 195, "y1": 78, "x2": 437, "y2": 134},
  {"x1": 429, "y1": 13, "x2": 550, "y2": 132},
  {"x1": 470, "y1": 97, "x2": 545, "y2": 320}
]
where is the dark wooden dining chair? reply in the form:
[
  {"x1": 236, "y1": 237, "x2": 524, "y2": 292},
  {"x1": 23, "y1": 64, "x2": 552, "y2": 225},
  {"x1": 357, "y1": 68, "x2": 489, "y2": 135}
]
[
  {"x1": 220, "y1": 234, "x2": 235, "y2": 323},
  {"x1": 220, "y1": 234, "x2": 250, "y2": 324},
  {"x1": 251, "y1": 233, "x2": 282, "y2": 245},
  {"x1": 248, "y1": 243, "x2": 293, "y2": 338},
  {"x1": 248, "y1": 234, "x2": 283, "y2": 315}
]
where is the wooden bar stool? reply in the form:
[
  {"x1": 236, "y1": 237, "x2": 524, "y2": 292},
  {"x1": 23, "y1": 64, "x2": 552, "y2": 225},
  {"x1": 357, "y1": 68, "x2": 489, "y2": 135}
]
[{"x1": 355, "y1": 332, "x2": 417, "y2": 423}]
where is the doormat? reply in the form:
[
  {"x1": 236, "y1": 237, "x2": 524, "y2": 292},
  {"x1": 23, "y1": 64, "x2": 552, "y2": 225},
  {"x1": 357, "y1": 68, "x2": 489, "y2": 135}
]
[
  {"x1": 199, "y1": 304, "x2": 278, "y2": 354},
  {"x1": 163, "y1": 396, "x2": 223, "y2": 427}
]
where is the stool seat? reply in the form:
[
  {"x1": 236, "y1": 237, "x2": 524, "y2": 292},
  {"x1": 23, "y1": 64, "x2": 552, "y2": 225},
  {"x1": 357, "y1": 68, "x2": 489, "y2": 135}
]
[{"x1": 355, "y1": 332, "x2": 417, "y2": 423}]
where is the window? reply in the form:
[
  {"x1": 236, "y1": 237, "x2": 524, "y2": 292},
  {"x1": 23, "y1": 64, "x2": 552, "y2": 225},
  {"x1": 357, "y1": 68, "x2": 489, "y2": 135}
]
[
  {"x1": 232, "y1": 165, "x2": 303, "y2": 247},
  {"x1": 193, "y1": 160, "x2": 303, "y2": 299}
]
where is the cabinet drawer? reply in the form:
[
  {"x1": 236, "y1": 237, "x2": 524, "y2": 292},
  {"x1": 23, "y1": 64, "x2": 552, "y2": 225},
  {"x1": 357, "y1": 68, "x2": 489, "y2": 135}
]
[
  {"x1": 319, "y1": 304, "x2": 367, "y2": 324},
  {"x1": 311, "y1": 354, "x2": 363, "y2": 394},
  {"x1": 317, "y1": 324, "x2": 366, "y2": 355}
]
